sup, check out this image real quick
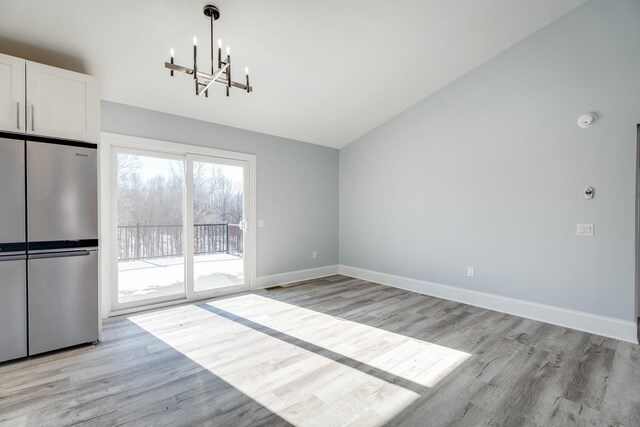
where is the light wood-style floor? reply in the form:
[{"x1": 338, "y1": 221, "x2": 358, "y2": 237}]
[{"x1": 1, "y1": 275, "x2": 639, "y2": 426}]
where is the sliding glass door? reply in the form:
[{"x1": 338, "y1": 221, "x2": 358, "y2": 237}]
[
  {"x1": 114, "y1": 149, "x2": 186, "y2": 307},
  {"x1": 188, "y1": 156, "x2": 247, "y2": 296},
  {"x1": 112, "y1": 148, "x2": 249, "y2": 311}
]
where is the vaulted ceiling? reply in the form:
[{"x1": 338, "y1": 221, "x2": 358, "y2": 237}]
[{"x1": 0, "y1": 0, "x2": 586, "y2": 148}]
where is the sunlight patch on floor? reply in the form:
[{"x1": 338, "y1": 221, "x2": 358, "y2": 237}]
[
  {"x1": 207, "y1": 294, "x2": 471, "y2": 388},
  {"x1": 129, "y1": 295, "x2": 470, "y2": 426}
]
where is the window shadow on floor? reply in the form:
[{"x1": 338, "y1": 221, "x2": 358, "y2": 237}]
[
  {"x1": 197, "y1": 303, "x2": 428, "y2": 395},
  {"x1": 254, "y1": 275, "x2": 625, "y2": 426},
  {"x1": 0, "y1": 319, "x2": 291, "y2": 427}
]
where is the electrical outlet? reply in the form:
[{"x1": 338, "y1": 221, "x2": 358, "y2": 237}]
[
  {"x1": 577, "y1": 224, "x2": 594, "y2": 237},
  {"x1": 257, "y1": 219, "x2": 266, "y2": 228},
  {"x1": 312, "y1": 251, "x2": 318, "y2": 259},
  {"x1": 467, "y1": 267, "x2": 474, "y2": 277}
]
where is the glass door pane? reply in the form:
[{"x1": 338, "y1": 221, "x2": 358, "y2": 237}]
[
  {"x1": 115, "y1": 150, "x2": 186, "y2": 306},
  {"x1": 191, "y1": 159, "x2": 245, "y2": 292}
]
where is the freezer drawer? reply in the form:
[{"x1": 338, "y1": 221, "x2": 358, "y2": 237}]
[
  {"x1": 0, "y1": 257, "x2": 27, "y2": 362},
  {"x1": 0, "y1": 138, "x2": 25, "y2": 247},
  {"x1": 28, "y1": 250, "x2": 98, "y2": 355},
  {"x1": 27, "y1": 141, "x2": 97, "y2": 242}
]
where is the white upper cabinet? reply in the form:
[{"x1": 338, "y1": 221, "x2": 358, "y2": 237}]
[
  {"x1": 26, "y1": 61, "x2": 99, "y2": 143},
  {"x1": 0, "y1": 53, "x2": 26, "y2": 134}
]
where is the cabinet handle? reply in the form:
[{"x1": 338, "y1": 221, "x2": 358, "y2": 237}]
[
  {"x1": 31, "y1": 104, "x2": 34, "y2": 132},
  {"x1": 16, "y1": 102, "x2": 20, "y2": 129}
]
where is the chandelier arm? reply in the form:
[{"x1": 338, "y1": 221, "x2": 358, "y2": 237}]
[
  {"x1": 204, "y1": 14, "x2": 214, "y2": 97},
  {"x1": 164, "y1": 63, "x2": 252, "y2": 91},
  {"x1": 198, "y1": 63, "x2": 229, "y2": 96}
]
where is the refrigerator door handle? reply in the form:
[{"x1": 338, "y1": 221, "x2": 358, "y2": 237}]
[
  {"x1": 0, "y1": 255, "x2": 27, "y2": 262},
  {"x1": 29, "y1": 250, "x2": 92, "y2": 260}
]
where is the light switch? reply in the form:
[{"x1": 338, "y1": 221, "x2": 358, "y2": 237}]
[
  {"x1": 258, "y1": 219, "x2": 266, "y2": 228},
  {"x1": 577, "y1": 224, "x2": 594, "y2": 237}
]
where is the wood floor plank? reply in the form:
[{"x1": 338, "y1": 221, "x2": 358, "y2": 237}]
[{"x1": 0, "y1": 275, "x2": 637, "y2": 426}]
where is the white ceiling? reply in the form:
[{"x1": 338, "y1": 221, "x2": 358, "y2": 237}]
[{"x1": 0, "y1": 0, "x2": 586, "y2": 148}]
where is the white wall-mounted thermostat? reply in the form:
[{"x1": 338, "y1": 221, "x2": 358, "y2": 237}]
[
  {"x1": 584, "y1": 187, "x2": 594, "y2": 200},
  {"x1": 578, "y1": 113, "x2": 597, "y2": 128}
]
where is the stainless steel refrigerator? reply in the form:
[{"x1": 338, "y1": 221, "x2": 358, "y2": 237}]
[
  {"x1": 0, "y1": 136, "x2": 99, "y2": 362},
  {"x1": 0, "y1": 137, "x2": 28, "y2": 362},
  {"x1": 27, "y1": 140, "x2": 99, "y2": 356}
]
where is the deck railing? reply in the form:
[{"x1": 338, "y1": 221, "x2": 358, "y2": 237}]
[{"x1": 118, "y1": 223, "x2": 243, "y2": 261}]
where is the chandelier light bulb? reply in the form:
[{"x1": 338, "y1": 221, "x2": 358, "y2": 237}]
[
  {"x1": 226, "y1": 46, "x2": 231, "y2": 56},
  {"x1": 170, "y1": 48, "x2": 175, "y2": 57},
  {"x1": 245, "y1": 67, "x2": 249, "y2": 75},
  {"x1": 193, "y1": 36, "x2": 198, "y2": 46},
  {"x1": 218, "y1": 38, "x2": 222, "y2": 48}
]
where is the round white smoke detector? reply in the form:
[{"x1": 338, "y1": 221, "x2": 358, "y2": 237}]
[{"x1": 578, "y1": 113, "x2": 597, "y2": 128}]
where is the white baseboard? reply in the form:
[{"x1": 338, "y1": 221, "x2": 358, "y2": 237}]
[
  {"x1": 339, "y1": 265, "x2": 638, "y2": 344},
  {"x1": 255, "y1": 265, "x2": 339, "y2": 290}
]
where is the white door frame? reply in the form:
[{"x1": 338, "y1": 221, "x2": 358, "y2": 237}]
[{"x1": 99, "y1": 132, "x2": 257, "y2": 318}]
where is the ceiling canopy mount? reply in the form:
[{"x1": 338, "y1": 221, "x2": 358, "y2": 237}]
[{"x1": 203, "y1": 5, "x2": 220, "y2": 21}]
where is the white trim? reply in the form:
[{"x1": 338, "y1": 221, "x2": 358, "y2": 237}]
[
  {"x1": 100, "y1": 132, "x2": 257, "y2": 162},
  {"x1": 99, "y1": 131, "x2": 257, "y2": 318},
  {"x1": 255, "y1": 265, "x2": 340, "y2": 289},
  {"x1": 98, "y1": 139, "x2": 111, "y2": 319},
  {"x1": 185, "y1": 154, "x2": 195, "y2": 302},
  {"x1": 339, "y1": 265, "x2": 638, "y2": 344},
  {"x1": 109, "y1": 267, "x2": 340, "y2": 317},
  {"x1": 96, "y1": 137, "x2": 105, "y2": 337},
  {"x1": 109, "y1": 283, "x2": 248, "y2": 318}
]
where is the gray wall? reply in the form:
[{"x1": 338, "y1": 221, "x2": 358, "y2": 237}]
[
  {"x1": 102, "y1": 101, "x2": 339, "y2": 278},
  {"x1": 340, "y1": 0, "x2": 640, "y2": 321}
]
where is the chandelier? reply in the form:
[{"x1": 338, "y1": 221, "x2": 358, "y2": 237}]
[{"x1": 165, "y1": 5, "x2": 252, "y2": 97}]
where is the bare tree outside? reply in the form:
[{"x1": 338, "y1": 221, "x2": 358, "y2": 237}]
[
  {"x1": 117, "y1": 156, "x2": 243, "y2": 227},
  {"x1": 191, "y1": 162, "x2": 243, "y2": 226},
  {"x1": 117, "y1": 154, "x2": 184, "y2": 227}
]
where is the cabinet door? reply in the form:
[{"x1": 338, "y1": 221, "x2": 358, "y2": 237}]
[
  {"x1": 26, "y1": 61, "x2": 99, "y2": 143},
  {"x1": 0, "y1": 53, "x2": 26, "y2": 134}
]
